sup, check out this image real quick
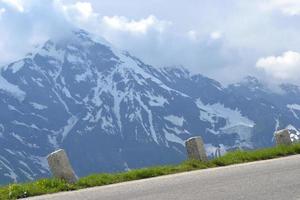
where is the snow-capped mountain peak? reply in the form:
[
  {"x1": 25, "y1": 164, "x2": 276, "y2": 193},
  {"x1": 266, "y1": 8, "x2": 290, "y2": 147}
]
[{"x1": 0, "y1": 29, "x2": 300, "y2": 185}]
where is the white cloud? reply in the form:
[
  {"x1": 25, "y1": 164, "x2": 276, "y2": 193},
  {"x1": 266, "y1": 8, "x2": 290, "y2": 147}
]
[
  {"x1": 0, "y1": 7, "x2": 5, "y2": 17},
  {"x1": 0, "y1": 0, "x2": 300, "y2": 86},
  {"x1": 210, "y1": 31, "x2": 222, "y2": 40},
  {"x1": 73, "y1": 2, "x2": 93, "y2": 18},
  {"x1": 187, "y1": 30, "x2": 199, "y2": 41},
  {"x1": 256, "y1": 51, "x2": 300, "y2": 80},
  {"x1": 102, "y1": 15, "x2": 171, "y2": 34},
  {"x1": 0, "y1": 0, "x2": 74, "y2": 65},
  {"x1": 1, "y1": 0, "x2": 24, "y2": 12},
  {"x1": 260, "y1": 0, "x2": 300, "y2": 16},
  {"x1": 62, "y1": 1, "x2": 95, "y2": 21}
]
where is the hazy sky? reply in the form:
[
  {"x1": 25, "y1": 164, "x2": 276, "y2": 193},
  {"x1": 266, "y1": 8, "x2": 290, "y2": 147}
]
[{"x1": 0, "y1": 0, "x2": 300, "y2": 85}]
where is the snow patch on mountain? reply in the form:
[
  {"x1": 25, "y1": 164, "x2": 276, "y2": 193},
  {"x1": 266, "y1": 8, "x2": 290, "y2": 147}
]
[
  {"x1": 75, "y1": 68, "x2": 92, "y2": 82},
  {"x1": 30, "y1": 102, "x2": 47, "y2": 110},
  {"x1": 164, "y1": 129, "x2": 185, "y2": 145},
  {"x1": 38, "y1": 41, "x2": 65, "y2": 64},
  {"x1": 287, "y1": 104, "x2": 300, "y2": 119},
  {"x1": 0, "y1": 124, "x2": 4, "y2": 138},
  {"x1": 48, "y1": 135, "x2": 59, "y2": 149},
  {"x1": 148, "y1": 95, "x2": 168, "y2": 107},
  {"x1": 10, "y1": 60, "x2": 24, "y2": 73},
  {"x1": 58, "y1": 116, "x2": 78, "y2": 141},
  {"x1": 275, "y1": 119, "x2": 280, "y2": 131},
  {"x1": 0, "y1": 155, "x2": 18, "y2": 182},
  {"x1": 67, "y1": 53, "x2": 84, "y2": 64},
  {"x1": 287, "y1": 104, "x2": 300, "y2": 110},
  {"x1": 0, "y1": 74, "x2": 26, "y2": 100},
  {"x1": 197, "y1": 98, "x2": 255, "y2": 147},
  {"x1": 12, "y1": 120, "x2": 41, "y2": 131},
  {"x1": 196, "y1": 99, "x2": 255, "y2": 128},
  {"x1": 286, "y1": 124, "x2": 300, "y2": 142},
  {"x1": 29, "y1": 155, "x2": 48, "y2": 174},
  {"x1": 77, "y1": 29, "x2": 112, "y2": 47},
  {"x1": 136, "y1": 95, "x2": 159, "y2": 143},
  {"x1": 164, "y1": 115, "x2": 185, "y2": 127},
  {"x1": 222, "y1": 125, "x2": 253, "y2": 147},
  {"x1": 19, "y1": 168, "x2": 34, "y2": 181}
]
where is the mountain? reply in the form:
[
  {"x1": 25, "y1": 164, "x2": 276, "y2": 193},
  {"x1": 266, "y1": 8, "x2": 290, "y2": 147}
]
[{"x1": 0, "y1": 29, "x2": 300, "y2": 185}]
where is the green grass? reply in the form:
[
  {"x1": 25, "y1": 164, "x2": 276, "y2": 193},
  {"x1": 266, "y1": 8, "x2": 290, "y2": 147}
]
[{"x1": 2, "y1": 143, "x2": 300, "y2": 199}]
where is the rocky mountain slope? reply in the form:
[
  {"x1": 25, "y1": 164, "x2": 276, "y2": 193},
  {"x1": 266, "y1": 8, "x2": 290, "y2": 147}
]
[{"x1": 0, "y1": 29, "x2": 300, "y2": 185}]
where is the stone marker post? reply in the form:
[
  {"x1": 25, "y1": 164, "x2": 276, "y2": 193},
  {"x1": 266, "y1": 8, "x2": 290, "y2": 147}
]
[
  {"x1": 47, "y1": 149, "x2": 78, "y2": 183},
  {"x1": 185, "y1": 136, "x2": 208, "y2": 162},
  {"x1": 274, "y1": 129, "x2": 292, "y2": 146}
]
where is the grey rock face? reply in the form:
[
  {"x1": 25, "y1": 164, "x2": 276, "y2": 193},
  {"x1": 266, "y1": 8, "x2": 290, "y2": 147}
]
[
  {"x1": 47, "y1": 149, "x2": 77, "y2": 183},
  {"x1": 185, "y1": 137, "x2": 208, "y2": 162},
  {"x1": 274, "y1": 129, "x2": 292, "y2": 146}
]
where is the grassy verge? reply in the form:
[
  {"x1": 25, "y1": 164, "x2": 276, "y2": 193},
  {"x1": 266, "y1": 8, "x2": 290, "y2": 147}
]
[{"x1": 2, "y1": 144, "x2": 300, "y2": 199}]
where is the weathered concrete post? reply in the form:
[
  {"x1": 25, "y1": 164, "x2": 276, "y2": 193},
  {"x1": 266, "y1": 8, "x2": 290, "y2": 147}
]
[
  {"x1": 47, "y1": 149, "x2": 78, "y2": 183},
  {"x1": 185, "y1": 136, "x2": 208, "y2": 162},
  {"x1": 274, "y1": 129, "x2": 292, "y2": 146}
]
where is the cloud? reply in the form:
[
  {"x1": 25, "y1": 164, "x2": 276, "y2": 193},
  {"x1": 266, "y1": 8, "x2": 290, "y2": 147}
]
[
  {"x1": 62, "y1": 1, "x2": 95, "y2": 21},
  {"x1": 0, "y1": 0, "x2": 104, "y2": 65},
  {"x1": 0, "y1": 0, "x2": 75, "y2": 65},
  {"x1": 0, "y1": 0, "x2": 277, "y2": 85},
  {"x1": 210, "y1": 31, "x2": 222, "y2": 40},
  {"x1": 0, "y1": 7, "x2": 5, "y2": 17},
  {"x1": 260, "y1": 0, "x2": 300, "y2": 16},
  {"x1": 0, "y1": 0, "x2": 300, "y2": 86},
  {"x1": 187, "y1": 30, "x2": 219, "y2": 42},
  {"x1": 187, "y1": 30, "x2": 200, "y2": 41},
  {"x1": 256, "y1": 51, "x2": 300, "y2": 81},
  {"x1": 102, "y1": 15, "x2": 171, "y2": 34},
  {"x1": 98, "y1": 15, "x2": 235, "y2": 78},
  {"x1": 1, "y1": 0, "x2": 24, "y2": 12}
]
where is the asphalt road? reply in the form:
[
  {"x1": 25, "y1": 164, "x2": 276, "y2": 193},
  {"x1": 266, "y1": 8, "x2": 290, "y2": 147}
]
[{"x1": 25, "y1": 155, "x2": 300, "y2": 200}]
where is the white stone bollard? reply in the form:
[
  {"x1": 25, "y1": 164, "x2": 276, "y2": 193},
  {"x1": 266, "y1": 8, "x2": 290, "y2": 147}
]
[
  {"x1": 274, "y1": 129, "x2": 292, "y2": 146},
  {"x1": 47, "y1": 149, "x2": 78, "y2": 183},
  {"x1": 185, "y1": 136, "x2": 208, "y2": 162}
]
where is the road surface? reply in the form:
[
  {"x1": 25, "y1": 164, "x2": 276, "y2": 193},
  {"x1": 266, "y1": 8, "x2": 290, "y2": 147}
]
[{"x1": 25, "y1": 155, "x2": 300, "y2": 200}]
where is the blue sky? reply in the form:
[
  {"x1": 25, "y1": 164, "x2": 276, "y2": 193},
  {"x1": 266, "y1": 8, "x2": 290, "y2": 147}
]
[{"x1": 0, "y1": 0, "x2": 300, "y2": 85}]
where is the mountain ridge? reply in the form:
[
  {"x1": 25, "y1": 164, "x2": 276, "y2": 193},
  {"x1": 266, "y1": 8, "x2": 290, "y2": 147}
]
[{"x1": 0, "y1": 29, "x2": 300, "y2": 185}]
